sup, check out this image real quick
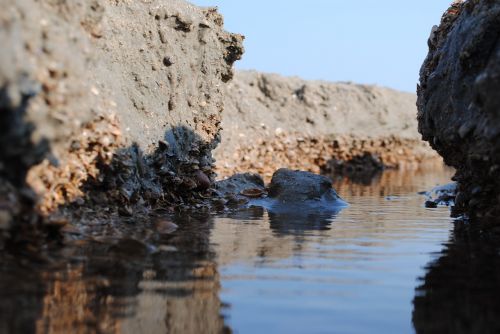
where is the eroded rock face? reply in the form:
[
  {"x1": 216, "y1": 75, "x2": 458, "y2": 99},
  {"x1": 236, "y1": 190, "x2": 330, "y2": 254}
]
[
  {"x1": 417, "y1": 0, "x2": 500, "y2": 217},
  {"x1": 215, "y1": 70, "x2": 439, "y2": 180},
  {"x1": 0, "y1": 0, "x2": 243, "y2": 234}
]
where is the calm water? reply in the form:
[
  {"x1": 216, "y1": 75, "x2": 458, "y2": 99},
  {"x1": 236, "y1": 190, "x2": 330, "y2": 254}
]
[{"x1": 1, "y1": 166, "x2": 479, "y2": 334}]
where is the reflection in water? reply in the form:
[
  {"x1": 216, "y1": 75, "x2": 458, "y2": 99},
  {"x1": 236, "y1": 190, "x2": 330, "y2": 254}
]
[
  {"x1": 4, "y1": 164, "x2": 497, "y2": 333},
  {"x1": 211, "y1": 166, "x2": 455, "y2": 333},
  {"x1": 413, "y1": 219, "x2": 500, "y2": 334},
  {"x1": 268, "y1": 210, "x2": 336, "y2": 235},
  {"x1": 0, "y1": 215, "x2": 229, "y2": 334}
]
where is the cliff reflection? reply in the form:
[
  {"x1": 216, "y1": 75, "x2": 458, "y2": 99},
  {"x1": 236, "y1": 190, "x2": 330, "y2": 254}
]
[
  {"x1": 0, "y1": 213, "x2": 229, "y2": 334},
  {"x1": 332, "y1": 162, "x2": 454, "y2": 197},
  {"x1": 0, "y1": 163, "x2": 458, "y2": 333},
  {"x1": 413, "y1": 218, "x2": 500, "y2": 333}
]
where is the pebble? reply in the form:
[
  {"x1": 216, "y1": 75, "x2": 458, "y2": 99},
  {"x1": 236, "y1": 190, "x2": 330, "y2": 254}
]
[
  {"x1": 155, "y1": 220, "x2": 178, "y2": 234},
  {"x1": 195, "y1": 170, "x2": 211, "y2": 189}
]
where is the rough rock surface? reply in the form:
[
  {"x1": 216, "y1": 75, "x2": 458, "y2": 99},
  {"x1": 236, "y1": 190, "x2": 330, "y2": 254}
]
[
  {"x1": 423, "y1": 182, "x2": 457, "y2": 208},
  {"x1": 214, "y1": 169, "x2": 347, "y2": 213},
  {"x1": 215, "y1": 173, "x2": 265, "y2": 198},
  {"x1": 0, "y1": 0, "x2": 242, "y2": 235},
  {"x1": 268, "y1": 169, "x2": 341, "y2": 203},
  {"x1": 215, "y1": 70, "x2": 439, "y2": 180},
  {"x1": 417, "y1": 0, "x2": 500, "y2": 217}
]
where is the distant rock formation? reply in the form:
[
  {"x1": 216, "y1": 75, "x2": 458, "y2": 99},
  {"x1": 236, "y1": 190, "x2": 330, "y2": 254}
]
[{"x1": 215, "y1": 70, "x2": 439, "y2": 180}]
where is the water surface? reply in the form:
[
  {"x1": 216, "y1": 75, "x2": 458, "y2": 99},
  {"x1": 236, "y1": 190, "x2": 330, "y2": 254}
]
[
  {"x1": 0, "y1": 167, "x2": 462, "y2": 333},
  {"x1": 213, "y1": 168, "x2": 454, "y2": 333}
]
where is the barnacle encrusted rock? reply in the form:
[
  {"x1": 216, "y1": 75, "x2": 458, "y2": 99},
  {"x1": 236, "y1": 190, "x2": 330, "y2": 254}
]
[
  {"x1": 0, "y1": 0, "x2": 243, "y2": 220},
  {"x1": 417, "y1": 0, "x2": 500, "y2": 217}
]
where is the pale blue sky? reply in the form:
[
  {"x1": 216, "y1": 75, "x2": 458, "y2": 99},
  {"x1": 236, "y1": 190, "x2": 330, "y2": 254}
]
[{"x1": 190, "y1": 0, "x2": 451, "y2": 92}]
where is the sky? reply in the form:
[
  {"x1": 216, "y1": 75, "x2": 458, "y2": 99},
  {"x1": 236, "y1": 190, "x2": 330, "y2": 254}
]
[{"x1": 190, "y1": 0, "x2": 452, "y2": 93}]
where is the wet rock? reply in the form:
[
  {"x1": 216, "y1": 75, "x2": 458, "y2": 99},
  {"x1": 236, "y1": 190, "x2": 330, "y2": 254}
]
[
  {"x1": 268, "y1": 168, "x2": 341, "y2": 203},
  {"x1": 240, "y1": 188, "x2": 265, "y2": 198},
  {"x1": 194, "y1": 170, "x2": 211, "y2": 190},
  {"x1": 240, "y1": 169, "x2": 348, "y2": 216},
  {"x1": 225, "y1": 194, "x2": 248, "y2": 208},
  {"x1": 423, "y1": 182, "x2": 457, "y2": 208},
  {"x1": 215, "y1": 170, "x2": 348, "y2": 212},
  {"x1": 417, "y1": 0, "x2": 500, "y2": 217},
  {"x1": 424, "y1": 201, "x2": 438, "y2": 209},
  {"x1": 155, "y1": 220, "x2": 178, "y2": 234},
  {"x1": 215, "y1": 173, "x2": 265, "y2": 198}
]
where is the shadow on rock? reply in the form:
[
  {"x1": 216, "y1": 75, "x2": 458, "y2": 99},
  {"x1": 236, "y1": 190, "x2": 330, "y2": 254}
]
[
  {"x1": 0, "y1": 79, "x2": 58, "y2": 250},
  {"x1": 79, "y1": 124, "x2": 219, "y2": 218},
  {"x1": 412, "y1": 218, "x2": 500, "y2": 334}
]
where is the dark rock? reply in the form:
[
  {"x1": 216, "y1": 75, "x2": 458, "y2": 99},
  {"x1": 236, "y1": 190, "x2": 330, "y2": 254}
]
[
  {"x1": 215, "y1": 173, "x2": 265, "y2": 198},
  {"x1": 194, "y1": 170, "x2": 211, "y2": 190},
  {"x1": 417, "y1": 0, "x2": 500, "y2": 218},
  {"x1": 215, "y1": 170, "x2": 347, "y2": 213},
  {"x1": 268, "y1": 168, "x2": 341, "y2": 203},
  {"x1": 425, "y1": 201, "x2": 438, "y2": 208}
]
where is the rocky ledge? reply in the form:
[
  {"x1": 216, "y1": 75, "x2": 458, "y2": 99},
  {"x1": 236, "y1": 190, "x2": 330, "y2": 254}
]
[
  {"x1": 417, "y1": 0, "x2": 500, "y2": 218},
  {"x1": 0, "y1": 0, "x2": 243, "y2": 243},
  {"x1": 215, "y1": 70, "x2": 440, "y2": 180}
]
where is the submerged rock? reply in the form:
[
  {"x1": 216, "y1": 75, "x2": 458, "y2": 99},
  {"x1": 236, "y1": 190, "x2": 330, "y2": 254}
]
[{"x1": 417, "y1": 0, "x2": 500, "y2": 217}]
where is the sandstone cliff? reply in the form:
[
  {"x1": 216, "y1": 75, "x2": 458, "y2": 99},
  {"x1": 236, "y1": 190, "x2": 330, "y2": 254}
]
[
  {"x1": 0, "y1": 0, "x2": 242, "y2": 235},
  {"x1": 216, "y1": 70, "x2": 439, "y2": 180}
]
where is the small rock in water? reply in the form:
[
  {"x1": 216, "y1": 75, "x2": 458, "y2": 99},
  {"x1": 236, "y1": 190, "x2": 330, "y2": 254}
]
[
  {"x1": 215, "y1": 173, "x2": 265, "y2": 197},
  {"x1": 268, "y1": 168, "x2": 342, "y2": 203},
  {"x1": 425, "y1": 182, "x2": 457, "y2": 207},
  {"x1": 240, "y1": 188, "x2": 265, "y2": 198},
  {"x1": 425, "y1": 200, "x2": 438, "y2": 208}
]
